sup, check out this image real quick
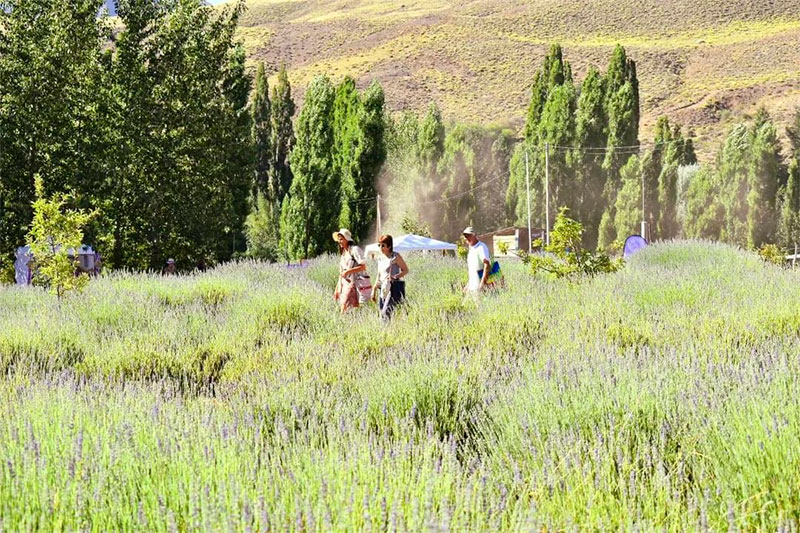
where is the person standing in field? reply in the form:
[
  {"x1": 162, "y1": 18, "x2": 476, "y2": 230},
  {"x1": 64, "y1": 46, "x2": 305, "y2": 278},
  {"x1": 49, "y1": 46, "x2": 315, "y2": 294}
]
[
  {"x1": 373, "y1": 234, "x2": 409, "y2": 321},
  {"x1": 333, "y1": 228, "x2": 367, "y2": 312},
  {"x1": 163, "y1": 258, "x2": 177, "y2": 275},
  {"x1": 463, "y1": 226, "x2": 490, "y2": 293}
]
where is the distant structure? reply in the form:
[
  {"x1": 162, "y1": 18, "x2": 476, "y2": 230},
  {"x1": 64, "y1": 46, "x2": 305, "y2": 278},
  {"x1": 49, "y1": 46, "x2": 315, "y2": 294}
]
[{"x1": 477, "y1": 227, "x2": 544, "y2": 257}]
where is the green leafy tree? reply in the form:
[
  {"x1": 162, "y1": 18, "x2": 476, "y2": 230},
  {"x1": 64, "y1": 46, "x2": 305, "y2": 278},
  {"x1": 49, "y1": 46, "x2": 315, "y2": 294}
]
[
  {"x1": 539, "y1": 83, "x2": 578, "y2": 221},
  {"x1": 251, "y1": 62, "x2": 272, "y2": 197},
  {"x1": 105, "y1": 0, "x2": 253, "y2": 269},
  {"x1": 718, "y1": 123, "x2": 753, "y2": 246},
  {"x1": 415, "y1": 103, "x2": 447, "y2": 235},
  {"x1": 438, "y1": 124, "x2": 479, "y2": 238},
  {"x1": 510, "y1": 44, "x2": 574, "y2": 234},
  {"x1": 351, "y1": 80, "x2": 386, "y2": 238},
  {"x1": 0, "y1": 0, "x2": 108, "y2": 270},
  {"x1": 779, "y1": 110, "x2": 800, "y2": 249},
  {"x1": 335, "y1": 79, "x2": 386, "y2": 241},
  {"x1": 244, "y1": 192, "x2": 279, "y2": 261},
  {"x1": 676, "y1": 164, "x2": 700, "y2": 234},
  {"x1": 280, "y1": 75, "x2": 337, "y2": 260},
  {"x1": 684, "y1": 166, "x2": 724, "y2": 240},
  {"x1": 528, "y1": 207, "x2": 621, "y2": 278},
  {"x1": 382, "y1": 111, "x2": 422, "y2": 233},
  {"x1": 573, "y1": 68, "x2": 608, "y2": 247},
  {"x1": 747, "y1": 111, "x2": 784, "y2": 248},
  {"x1": 269, "y1": 64, "x2": 296, "y2": 206},
  {"x1": 603, "y1": 45, "x2": 639, "y2": 177},
  {"x1": 612, "y1": 155, "x2": 642, "y2": 240},
  {"x1": 27, "y1": 176, "x2": 94, "y2": 299},
  {"x1": 333, "y1": 77, "x2": 362, "y2": 233}
]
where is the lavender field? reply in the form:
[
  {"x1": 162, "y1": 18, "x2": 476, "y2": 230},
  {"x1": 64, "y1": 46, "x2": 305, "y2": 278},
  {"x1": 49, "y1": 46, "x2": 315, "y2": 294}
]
[{"x1": 1, "y1": 241, "x2": 800, "y2": 530}]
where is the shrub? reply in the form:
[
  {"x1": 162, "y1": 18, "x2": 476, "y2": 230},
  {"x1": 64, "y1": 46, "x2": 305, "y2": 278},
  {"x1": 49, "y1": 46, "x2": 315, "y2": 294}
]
[
  {"x1": 527, "y1": 208, "x2": 622, "y2": 278},
  {"x1": 758, "y1": 243, "x2": 785, "y2": 266}
]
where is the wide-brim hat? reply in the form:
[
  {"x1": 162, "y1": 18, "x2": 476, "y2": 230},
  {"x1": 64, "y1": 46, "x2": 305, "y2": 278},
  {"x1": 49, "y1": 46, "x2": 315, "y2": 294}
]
[{"x1": 332, "y1": 228, "x2": 353, "y2": 242}]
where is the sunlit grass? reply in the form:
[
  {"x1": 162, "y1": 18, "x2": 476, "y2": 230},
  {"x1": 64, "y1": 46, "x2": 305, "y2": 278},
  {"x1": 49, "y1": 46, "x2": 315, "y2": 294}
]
[{"x1": 500, "y1": 17, "x2": 800, "y2": 50}]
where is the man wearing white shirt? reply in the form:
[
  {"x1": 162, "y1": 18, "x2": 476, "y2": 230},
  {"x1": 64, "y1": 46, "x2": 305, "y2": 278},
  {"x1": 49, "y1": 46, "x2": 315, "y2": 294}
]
[{"x1": 463, "y1": 226, "x2": 490, "y2": 292}]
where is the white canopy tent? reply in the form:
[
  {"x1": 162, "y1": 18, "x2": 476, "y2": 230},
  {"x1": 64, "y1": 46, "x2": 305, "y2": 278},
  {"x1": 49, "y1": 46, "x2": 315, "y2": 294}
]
[{"x1": 364, "y1": 234, "x2": 457, "y2": 258}]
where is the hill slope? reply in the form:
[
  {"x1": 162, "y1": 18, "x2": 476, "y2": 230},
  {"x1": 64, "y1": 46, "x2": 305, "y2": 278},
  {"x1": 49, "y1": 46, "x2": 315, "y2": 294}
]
[{"x1": 237, "y1": 0, "x2": 800, "y2": 152}]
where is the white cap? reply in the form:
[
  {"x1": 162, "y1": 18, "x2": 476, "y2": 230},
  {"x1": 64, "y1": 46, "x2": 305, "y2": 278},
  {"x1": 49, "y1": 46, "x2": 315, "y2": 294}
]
[{"x1": 462, "y1": 227, "x2": 476, "y2": 235}]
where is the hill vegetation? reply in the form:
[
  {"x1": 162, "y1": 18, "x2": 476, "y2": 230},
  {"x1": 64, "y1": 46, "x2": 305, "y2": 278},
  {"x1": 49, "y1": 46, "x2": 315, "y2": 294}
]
[{"x1": 240, "y1": 0, "x2": 800, "y2": 151}]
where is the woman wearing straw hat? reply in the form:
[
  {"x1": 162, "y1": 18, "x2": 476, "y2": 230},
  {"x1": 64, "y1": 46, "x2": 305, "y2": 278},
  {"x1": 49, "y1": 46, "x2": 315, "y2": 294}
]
[{"x1": 333, "y1": 228, "x2": 367, "y2": 312}]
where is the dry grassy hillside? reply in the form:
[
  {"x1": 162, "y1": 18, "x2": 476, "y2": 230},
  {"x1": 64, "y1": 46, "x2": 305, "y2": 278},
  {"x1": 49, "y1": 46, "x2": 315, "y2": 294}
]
[{"x1": 236, "y1": 0, "x2": 800, "y2": 153}]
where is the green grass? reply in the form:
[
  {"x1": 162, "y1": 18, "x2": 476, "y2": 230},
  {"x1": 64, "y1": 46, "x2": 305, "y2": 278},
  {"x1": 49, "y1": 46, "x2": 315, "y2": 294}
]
[{"x1": 2, "y1": 241, "x2": 800, "y2": 529}]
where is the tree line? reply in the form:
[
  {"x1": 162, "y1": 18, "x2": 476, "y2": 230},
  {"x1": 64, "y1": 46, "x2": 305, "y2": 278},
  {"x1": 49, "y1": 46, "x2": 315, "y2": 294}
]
[
  {"x1": 0, "y1": 0, "x2": 389, "y2": 272},
  {"x1": 3, "y1": 0, "x2": 800, "y2": 277},
  {"x1": 385, "y1": 43, "x2": 800, "y2": 254}
]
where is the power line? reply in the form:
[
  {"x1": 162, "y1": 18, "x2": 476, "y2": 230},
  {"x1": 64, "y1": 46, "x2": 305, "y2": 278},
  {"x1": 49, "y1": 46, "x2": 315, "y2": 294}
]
[
  {"x1": 417, "y1": 174, "x2": 505, "y2": 205},
  {"x1": 341, "y1": 137, "x2": 691, "y2": 208},
  {"x1": 529, "y1": 137, "x2": 690, "y2": 152}
]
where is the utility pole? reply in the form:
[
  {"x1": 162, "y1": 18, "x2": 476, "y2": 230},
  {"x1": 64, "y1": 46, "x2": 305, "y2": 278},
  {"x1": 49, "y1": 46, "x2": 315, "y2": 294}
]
[
  {"x1": 376, "y1": 194, "x2": 382, "y2": 238},
  {"x1": 525, "y1": 150, "x2": 531, "y2": 253},
  {"x1": 545, "y1": 142, "x2": 550, "y2": 246},
  {"x1": 641, "y1": 168, "x2": 646, "y2": 240}
]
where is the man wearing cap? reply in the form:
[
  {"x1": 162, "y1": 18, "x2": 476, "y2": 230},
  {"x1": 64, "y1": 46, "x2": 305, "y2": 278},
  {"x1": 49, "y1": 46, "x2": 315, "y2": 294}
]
[{"x1": 463, "y1": 227, "x2": 490, "y2": 292}]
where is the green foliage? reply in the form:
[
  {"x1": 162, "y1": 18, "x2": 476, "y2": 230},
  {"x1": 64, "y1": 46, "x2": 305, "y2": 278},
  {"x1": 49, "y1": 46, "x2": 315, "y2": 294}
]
[
  {"x1": 747, "y1": 112, "x2": 783, "y2": 249},
  {"x1": 612, "y1": 155, "x2": 642, "y2": 241},
  {"x1": 757, "y1": 243, "x2": 786, "y2": 265},
  {"x1": 603, "y1": 45, "x2": 639, "y2": 176},
  {"x1": 684, "y1": 166, "x2": 724, "y2": 239},
  {"x1": 269, "y1": 64, "x2": 296, "y2": 206},
  {"x1": 573, "y1": 67, "x2": 608, "y2": 248},
  {"x1": 456, "y1": 237, "x2": 469, "y2": 259},
  {"x1": 335, "y1": 79, "x2": 386, "y2": 241},
  {"x1": 26, "y1": 176, "x2": 94, "y2": 299},
  {"x1": 251, "y1": 62, "x2": 272, "y2": 197},
  {"x1": 417, "y1": 103, "x2": 446, "y2": 180},
  {"x1": 0, "y1": 0, "x2": 108, "y2": 268},
  {"x1": 281, "y1": 75, "x2": 337, "y2": 260},
  {"x1": 399, "y1": 213, "x2": 432, "y2": 237},
  {"x1": 528, "y1": 207, "x2": 622, "y2": 278},
  {"x1": 509, "y1": 44, "x2": 639, "y2": 246},
  {"x1": 244, "y1": 192, "x2": 279, "y2": 261},
  {"x1": 778, "y1": 110, "x2": 800, "y2": 249},
  {"x1": 104, "y1": 1, "x2": 253, "y2": 269}
]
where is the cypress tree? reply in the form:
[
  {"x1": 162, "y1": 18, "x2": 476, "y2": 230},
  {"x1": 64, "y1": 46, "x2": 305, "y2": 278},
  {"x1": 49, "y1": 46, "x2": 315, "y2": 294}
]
[
  {"x1": 280, "y1": 75, "x2": 337, "y2": 260},
  {"x1": 747, "y1": 111, "x2": 783, "y2": 248},
  {"x1": 718, "y1": 123, "x2": 752, "y2": 246},
  {"x1": 332, "y1": 76, "x2": 362, "y2": 234},
  {"x1": 778, "y1": 159, "x2": 800, "y2": 249},
  {"x1": 251, "y1": 62, "x2": 271, "y2": 197},
  {"x1": 779, "y1": 110, "x2": 800, "y2": 249},
  {"x1": 573, "y1": 67, "x2": 607, "y2": 247},
  {"x1": 349, "y1": 80, "x2": 386, "y2": 240},
  {"x1": 415, "y1": 103, "x2": 446, "y2": 235},
  {"x1": 603, "y1": 45, "x2": 639, "y2": 181},
  {"x1": 612, "y1": 155, "x2": 642, "y2": 241},
  {"x1": 270, "y1": 64, "x2": 296, "y2": 206}
]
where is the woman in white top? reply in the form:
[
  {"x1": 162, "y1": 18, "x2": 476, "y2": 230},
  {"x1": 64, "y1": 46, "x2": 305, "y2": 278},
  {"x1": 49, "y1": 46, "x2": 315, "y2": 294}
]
[
  {"x1": 333, "y1": 228, "x2": 366, "y2": 312},
  {"x1": 372, "y1": 234, "x2": 409, "y2": 320}
]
